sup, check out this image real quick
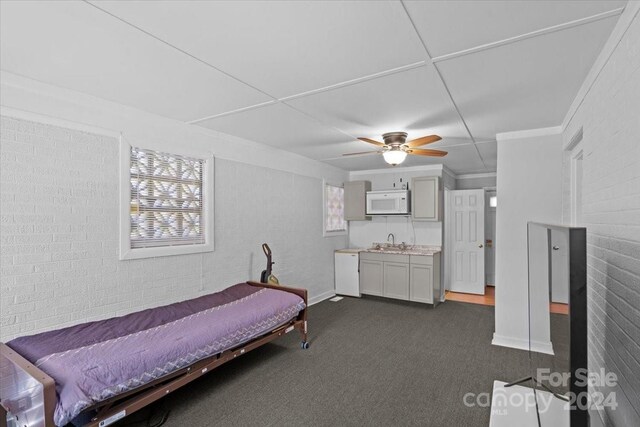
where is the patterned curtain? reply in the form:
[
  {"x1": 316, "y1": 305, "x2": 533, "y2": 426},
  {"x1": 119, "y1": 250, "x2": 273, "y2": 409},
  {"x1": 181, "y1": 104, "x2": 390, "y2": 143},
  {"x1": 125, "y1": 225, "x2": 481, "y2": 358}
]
[{"x1": 325, "y1": 184, "x2": 346, "y2": 232}]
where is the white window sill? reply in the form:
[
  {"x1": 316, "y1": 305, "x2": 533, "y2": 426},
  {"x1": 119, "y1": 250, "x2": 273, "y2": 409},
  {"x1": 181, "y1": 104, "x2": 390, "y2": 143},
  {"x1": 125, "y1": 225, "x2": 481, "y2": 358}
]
[{"x1": 119, "y1": 242, "x2": 214, "y2": 260}]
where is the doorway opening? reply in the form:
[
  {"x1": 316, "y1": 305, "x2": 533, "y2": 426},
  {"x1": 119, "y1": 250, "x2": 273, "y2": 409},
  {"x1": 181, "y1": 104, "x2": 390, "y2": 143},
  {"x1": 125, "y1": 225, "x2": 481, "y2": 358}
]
[
  {"x1": 446, "y1": 189, "x2": 486, "y2": 296},
  {"x1": 445, "y1": 187, "x2": 496, "y2": 306}
]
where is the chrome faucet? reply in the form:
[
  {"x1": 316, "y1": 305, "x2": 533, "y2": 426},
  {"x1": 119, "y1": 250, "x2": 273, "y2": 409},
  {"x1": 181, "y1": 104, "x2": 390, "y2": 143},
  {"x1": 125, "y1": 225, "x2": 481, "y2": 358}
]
[{"x1": 387, "y1": 233, "x2": 395, "y2": 246}]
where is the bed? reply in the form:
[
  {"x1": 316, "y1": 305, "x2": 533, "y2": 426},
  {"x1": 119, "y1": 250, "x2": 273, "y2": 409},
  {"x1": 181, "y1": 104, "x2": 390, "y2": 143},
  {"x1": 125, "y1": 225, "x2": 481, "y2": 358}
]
[{"x1": 0, "y1": 281, "x2": 308, "y2": 427}]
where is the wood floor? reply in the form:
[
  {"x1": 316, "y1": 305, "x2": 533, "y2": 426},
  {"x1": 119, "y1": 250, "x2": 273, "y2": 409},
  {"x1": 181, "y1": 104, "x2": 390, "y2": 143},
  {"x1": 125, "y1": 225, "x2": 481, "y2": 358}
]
[
  {"x1": 446, "y1": 286, "x2": 495, "y2": 306},
  {"x1": 446, "y1": 285, "x2": 568, "y2": 315}
]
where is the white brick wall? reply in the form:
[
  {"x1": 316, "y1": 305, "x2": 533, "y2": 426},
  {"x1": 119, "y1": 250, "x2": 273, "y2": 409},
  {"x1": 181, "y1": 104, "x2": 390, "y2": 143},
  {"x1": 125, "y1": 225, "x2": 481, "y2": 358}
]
[
  {"x1": 562, "y1": 10, "x2": 640, "y2": 426},
  {"x1": 0, "y1": 115, "x2": 345, "y2": 342}
]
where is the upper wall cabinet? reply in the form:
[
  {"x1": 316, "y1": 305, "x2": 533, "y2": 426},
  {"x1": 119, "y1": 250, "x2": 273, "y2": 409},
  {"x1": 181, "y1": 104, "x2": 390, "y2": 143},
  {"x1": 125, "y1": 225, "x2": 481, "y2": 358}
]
[
  {"x1": 344, "y1": 180, "x2": 371, "y2": 221},
  {"x1": 411, "y1": 176, "x2": 441, "y2": 221}
]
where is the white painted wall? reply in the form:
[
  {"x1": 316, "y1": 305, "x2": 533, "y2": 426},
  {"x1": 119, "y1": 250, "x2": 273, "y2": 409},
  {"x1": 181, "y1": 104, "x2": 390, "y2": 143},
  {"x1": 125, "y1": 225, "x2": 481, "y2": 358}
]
[
  {"x1": 456, "y1": 173, "x2": 497, "y2": 190},
  {"x1": 560, "y1": 4, "x2": 640, "y2": 425},
  {"x1": 0, "y1": 73, "x2": 348, "y2": 342},
  {"x1": 492, "y1": 128, "x2": 563, "y2": 351},
  {"x1": 346, "y1": 165, "x2": 451, "y2": 248}
]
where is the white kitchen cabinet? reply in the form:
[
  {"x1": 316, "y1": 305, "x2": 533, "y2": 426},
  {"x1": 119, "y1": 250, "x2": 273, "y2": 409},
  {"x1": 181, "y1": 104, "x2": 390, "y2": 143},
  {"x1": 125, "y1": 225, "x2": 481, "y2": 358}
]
[
  {"x1": 359, "y1": 257, "x2": 383, "y2": 296},
  {"x1": 360, "y1": 251, "x2": 440, "y2": 305},
  {"x1": 383, "y1": 262, "x2": 410, "y2": 300},
  {"x1": 410, "y1": 264, "x2": 433, "y2": 303},
  {"x1": 344, "y1": 180, "x2": 371, "y2": 221},
  {"x1": 409, "y1": 254, "x2": 441, "y2": 305},
  {"x1": 411, "y1": 176, "x2": 441, "y2": 221}
]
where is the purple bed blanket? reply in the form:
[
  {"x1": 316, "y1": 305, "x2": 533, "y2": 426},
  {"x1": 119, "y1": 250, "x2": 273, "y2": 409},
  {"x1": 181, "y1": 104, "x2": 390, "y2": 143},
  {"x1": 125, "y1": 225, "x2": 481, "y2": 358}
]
[{"x1": 7, "y1": 283, "x2": 305, "y2": 426}]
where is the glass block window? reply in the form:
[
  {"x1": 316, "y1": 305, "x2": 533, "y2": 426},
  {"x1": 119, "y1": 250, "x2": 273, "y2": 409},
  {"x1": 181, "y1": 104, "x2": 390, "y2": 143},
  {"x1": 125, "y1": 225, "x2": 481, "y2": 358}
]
[
  {"x1": 130, "y1": 147, "x2": 205, "y2": 249},
  {"x1": 325, "y1": 184, "x2": 346, "y2": 233}
]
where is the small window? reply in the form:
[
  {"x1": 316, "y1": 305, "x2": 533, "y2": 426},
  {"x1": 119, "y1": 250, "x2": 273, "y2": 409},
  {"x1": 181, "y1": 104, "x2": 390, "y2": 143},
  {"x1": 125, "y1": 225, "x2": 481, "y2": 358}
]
[
  {"x1": 120, "y1": 142, "x2": 214, "y2": 259},
  {"x1": 324, "y1": 182, "x2": 346, "y2": 236}
]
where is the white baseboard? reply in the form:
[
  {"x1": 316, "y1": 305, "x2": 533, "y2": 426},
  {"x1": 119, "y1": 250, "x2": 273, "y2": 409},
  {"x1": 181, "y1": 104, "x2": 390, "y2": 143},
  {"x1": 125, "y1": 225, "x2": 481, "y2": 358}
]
[
  {"x1": 492, "y1": 333, "x2": 554, "y2": 355},
  {"x1": 308, "y1": 290, "x2": 336, "y2": 306}
]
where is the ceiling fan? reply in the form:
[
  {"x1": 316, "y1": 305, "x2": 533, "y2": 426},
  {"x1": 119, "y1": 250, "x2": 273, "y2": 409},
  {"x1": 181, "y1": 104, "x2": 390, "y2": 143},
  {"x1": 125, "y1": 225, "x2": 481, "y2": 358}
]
[{"x1": 343, "y1": 132, "x2": 447, "y2": 166}]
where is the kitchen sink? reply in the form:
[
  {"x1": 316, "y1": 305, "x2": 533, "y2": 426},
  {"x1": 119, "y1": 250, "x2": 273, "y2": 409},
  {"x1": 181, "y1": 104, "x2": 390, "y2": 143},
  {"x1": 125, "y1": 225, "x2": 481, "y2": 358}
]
[
  {"x1": 366, "y1": 243, "x2": 441, "y2": 256},
  {"x1": 369, "y1": 245, "x2": 410, "y2": 252}
]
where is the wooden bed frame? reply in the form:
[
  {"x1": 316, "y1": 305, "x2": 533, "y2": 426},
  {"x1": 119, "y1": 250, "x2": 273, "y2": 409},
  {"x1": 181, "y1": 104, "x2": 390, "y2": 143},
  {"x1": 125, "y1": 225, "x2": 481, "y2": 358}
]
[{"x1": 0, "y1": 281, "x2": 308, "y2": 427}]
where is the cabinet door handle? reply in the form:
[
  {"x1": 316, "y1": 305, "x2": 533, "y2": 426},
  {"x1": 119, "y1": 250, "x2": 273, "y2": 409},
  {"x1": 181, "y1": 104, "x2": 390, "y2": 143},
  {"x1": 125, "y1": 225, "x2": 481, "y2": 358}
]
[{"x1": 553, "y1": 246, "x2": 560, "y2": 250}]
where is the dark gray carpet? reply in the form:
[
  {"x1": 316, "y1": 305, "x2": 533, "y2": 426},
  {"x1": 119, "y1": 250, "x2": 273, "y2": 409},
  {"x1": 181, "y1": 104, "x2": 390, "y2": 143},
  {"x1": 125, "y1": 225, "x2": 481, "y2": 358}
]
[{"x1": 115, "y1": 297, "x2": 551, "y2": 427}]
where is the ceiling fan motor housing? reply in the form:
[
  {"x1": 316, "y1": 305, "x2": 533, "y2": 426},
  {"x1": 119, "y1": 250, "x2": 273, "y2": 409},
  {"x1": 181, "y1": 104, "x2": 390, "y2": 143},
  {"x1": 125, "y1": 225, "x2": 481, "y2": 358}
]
[{"x1": 382, "y1": 132, "x2": 408, "y2": 147}]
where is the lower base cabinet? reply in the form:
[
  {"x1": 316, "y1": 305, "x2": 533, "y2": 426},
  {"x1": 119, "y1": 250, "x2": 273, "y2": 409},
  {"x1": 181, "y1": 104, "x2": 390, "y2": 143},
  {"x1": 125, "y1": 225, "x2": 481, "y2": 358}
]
[
  {"x1": 410, "y1": 264, "x2": 433, "y2": 303},
  {"x1": 360, "y1": 259, "x2": 383, "y2": 296},
  {"x1": 359, "y1": 252, "x2": 441, "y2": 306},
  {"x1": 383, "y1": 262, "x2": 410, "y2": 300}
]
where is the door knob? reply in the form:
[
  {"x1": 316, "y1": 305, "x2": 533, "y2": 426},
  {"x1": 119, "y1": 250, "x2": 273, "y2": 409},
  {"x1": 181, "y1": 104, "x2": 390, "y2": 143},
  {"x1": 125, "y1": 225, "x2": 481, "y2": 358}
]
[
  {"x1": 553, "y1": 246, "x2": 560, "y2": 250},
  {"x1": 478, "y1": 244, "x2": 484, "y2": 248}
]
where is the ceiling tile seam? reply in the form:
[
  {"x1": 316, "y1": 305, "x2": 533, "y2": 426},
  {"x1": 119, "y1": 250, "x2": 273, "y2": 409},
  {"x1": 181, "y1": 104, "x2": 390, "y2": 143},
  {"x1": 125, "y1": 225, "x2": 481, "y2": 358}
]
[
  {"x1": 84, "y1": 1, "x2": 281, "y2": 102},
  {"x1": 187, "y1": 60, "x2": 428, "y2": 124},
  {"x1": 280, "y1": 101, "x2": 361, "y2": 143},
  {"x1": 431, "y1": 7, "x2": 625, "y2": 64},
  {"x1": 399, "y1": 0, "x2": 488, "y2": 171},
  {"x1": 278, "y1": 61, "x2": 428, "y2": 102},
  {"x1": 87, "y1": 0, "x2": 397, "y2": 161},
  {"x1": 428, "y1": 64, "x2": 489, "y2": 170},
  {"x1": 86, "y1": 0, "x2": 431, "y2": 130},
  {"x1": 187, "y1": 101, "x2": 277, "y2": 124},
  {"x1": 319, "y1": 154, "x2": 376, "y2": 161}
]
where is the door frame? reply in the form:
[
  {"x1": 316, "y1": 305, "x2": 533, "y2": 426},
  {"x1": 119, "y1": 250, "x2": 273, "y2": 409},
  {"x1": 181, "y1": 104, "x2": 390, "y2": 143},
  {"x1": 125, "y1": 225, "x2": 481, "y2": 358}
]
[
  {"x1": 447, "y1": 189, "x2": 486, "y2": 294},
  {"x1": 444, "y1": 188, "x2": 451, "y2": 293},
  {"x1": 570, "y1": 146, "x2": 584, "y2": 226},
  {"x1": 484, "y1": 187, "x2": 497, "y2": 286}
]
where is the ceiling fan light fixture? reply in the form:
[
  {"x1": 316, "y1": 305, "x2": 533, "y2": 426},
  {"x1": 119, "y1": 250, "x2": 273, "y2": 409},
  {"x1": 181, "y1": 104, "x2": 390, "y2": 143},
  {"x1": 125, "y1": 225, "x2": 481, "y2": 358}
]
[{"x1": 382, "y1": 149, "x2": 407, "y2": 166}]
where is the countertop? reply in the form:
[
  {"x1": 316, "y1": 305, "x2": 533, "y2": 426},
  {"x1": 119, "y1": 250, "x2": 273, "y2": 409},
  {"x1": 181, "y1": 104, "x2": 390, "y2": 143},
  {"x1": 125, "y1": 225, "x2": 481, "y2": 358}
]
[
  {"x1": 335, "y1": 248, "x2": 364, "y2": 254},
  {"x1": 337, "y1": 245, "x2": 441, "y2": 256}
]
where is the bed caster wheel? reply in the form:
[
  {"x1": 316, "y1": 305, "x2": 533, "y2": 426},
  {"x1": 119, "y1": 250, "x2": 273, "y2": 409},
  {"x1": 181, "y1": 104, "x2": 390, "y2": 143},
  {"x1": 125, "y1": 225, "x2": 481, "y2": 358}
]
[{"x1": 301, "y1": 341, "x2": 310, "y2": 349}]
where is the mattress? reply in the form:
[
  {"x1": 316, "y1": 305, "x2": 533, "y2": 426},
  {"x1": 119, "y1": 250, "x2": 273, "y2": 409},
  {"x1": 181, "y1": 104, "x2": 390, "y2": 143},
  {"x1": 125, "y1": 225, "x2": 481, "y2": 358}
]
[{"x1": 7, "y1": 283, "x2": 305, "y2": 426}]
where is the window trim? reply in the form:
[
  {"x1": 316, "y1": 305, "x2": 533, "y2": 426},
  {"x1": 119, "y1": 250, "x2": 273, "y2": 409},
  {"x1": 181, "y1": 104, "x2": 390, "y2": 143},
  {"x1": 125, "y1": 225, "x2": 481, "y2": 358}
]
[
  {"x1": 322, "y1": 180, "x2": 347, "y2": 237},
  {"x1": 119, "y1": 138, "x2": 215, "y2": 260}
]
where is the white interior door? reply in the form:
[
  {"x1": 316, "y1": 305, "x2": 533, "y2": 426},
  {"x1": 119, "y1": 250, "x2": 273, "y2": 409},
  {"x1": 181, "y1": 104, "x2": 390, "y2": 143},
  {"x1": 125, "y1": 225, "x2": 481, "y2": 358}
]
[{"x1": 450, "y1": 189, "x2": 485, "y2": 294}]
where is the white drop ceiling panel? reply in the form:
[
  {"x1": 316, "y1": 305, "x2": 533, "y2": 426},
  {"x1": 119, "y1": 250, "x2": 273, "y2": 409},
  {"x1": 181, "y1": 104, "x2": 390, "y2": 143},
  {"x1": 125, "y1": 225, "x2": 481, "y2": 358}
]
[
  {"x1": 403, "y1": 0, "x2": 626, "y2": 57},
  {"x1": 197, "y1": 103, "x2": 350, "y2": 150},
  {"x1": 476, "y1": 141, "x2": 498, "y2": 171},
  {"x1": 0, "y1": 1, "x2": 624, "y2": 174},
  {"x1": 93, "y1": 0, "x2": 427, "y2": 99},
  {"x1": 289, "y1": 140, "x2": 378, "y2": 162},
  {"x1": 436, "y1": 16, "x2": 619, "y2": 140},
  {"x1": 286, "y1": 66, "x2": 472, "y2": 147},
  {"x1": 0, "y1": 1, "x2": 270, "y2": 122}
]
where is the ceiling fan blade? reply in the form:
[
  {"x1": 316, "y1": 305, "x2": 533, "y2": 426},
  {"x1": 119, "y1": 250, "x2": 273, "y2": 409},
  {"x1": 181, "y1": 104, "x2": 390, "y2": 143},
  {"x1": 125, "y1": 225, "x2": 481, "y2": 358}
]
[
  {"x1": 357, "y1": 137, "x2": 385, "y2": 147},
  {"x1": 342, "y1": 151, "x2": 381, "y2": 157},
  {"x1": 405, "y1": 135, "x2": 442, "y2": 148},
  {"x1": 406, "y1": 148, "x2": 448, "y2": 157}
]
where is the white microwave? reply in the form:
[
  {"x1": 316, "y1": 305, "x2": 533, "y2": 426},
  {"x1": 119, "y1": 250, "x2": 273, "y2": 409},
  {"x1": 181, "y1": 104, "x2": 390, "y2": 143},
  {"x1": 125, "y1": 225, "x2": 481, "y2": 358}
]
[{"x1": 366, "y1": 190, "x2": 411, "y2": 215}]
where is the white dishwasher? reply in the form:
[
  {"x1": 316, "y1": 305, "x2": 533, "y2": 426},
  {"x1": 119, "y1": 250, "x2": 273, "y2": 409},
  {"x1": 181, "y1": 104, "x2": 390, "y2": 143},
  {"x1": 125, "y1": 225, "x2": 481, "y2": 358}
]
[{"x1": 334, "y1": 249, "x2": 361, "y2": 297}]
